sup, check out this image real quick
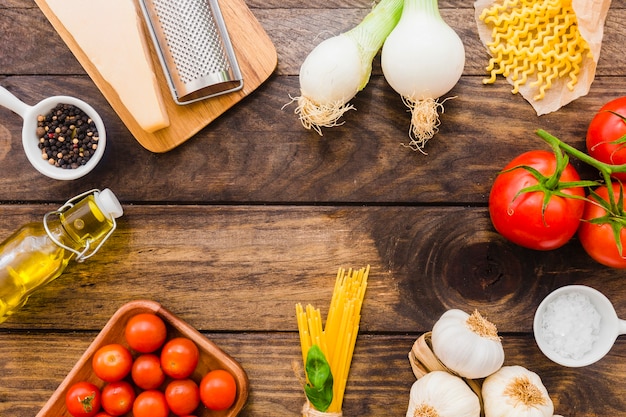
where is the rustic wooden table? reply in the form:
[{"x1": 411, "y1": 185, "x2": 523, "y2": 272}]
[{"x1": 1, "y1": 0, "x2": 625, "y2": 416}]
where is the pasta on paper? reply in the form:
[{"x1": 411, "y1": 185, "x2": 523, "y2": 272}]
[{"x1": 474, "y1": 0, "x2": 612, "y2": 116}]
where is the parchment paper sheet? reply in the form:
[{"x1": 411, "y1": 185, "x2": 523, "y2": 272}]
[{"x1": 474, "y1": 0, "x2": 612, "y2": 115}]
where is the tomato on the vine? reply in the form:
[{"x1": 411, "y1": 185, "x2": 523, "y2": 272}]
[
  {"x1": 101, "y1": 381, "x2": 135, "y2": 416},
  {"x1": 132, "y1": 353, "x2": 166, "y2": 390},
  {"x1": 92, "y1": 343, "x2": 133, "y2": 382},
  {"x1": 578, "y1": 183, "x2": 626, "y2": 268},
  {"x1": 586, "y1": 96, "x2": 626, "y2": 181},
  {"x1": 160, "y1": 337, "x2": 199, "y2": 379},
  {"x1": 199, "y1": 369, "x2": 237, "y2": 411},
  {"x1": 489, "y1": 150, "x2": 586, "y2": 250},
  {"x1": 165, "y1": 379, "x2": 200, "y2": 416},
  {"x1": 125, "y1": 313, "x2": 167, "y2": 353},
  {"x1": 133, "y1": 390, "x2": 170, "y2": 417},
  {"x1": 65, "y1": 381, "x2": 102, "y2": 417}
]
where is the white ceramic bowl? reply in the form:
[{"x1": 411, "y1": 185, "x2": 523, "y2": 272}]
[
  {"x1": 533, "y1": 285, "x2": 626, "y2": 367},
  {"x1": 0, "y1": 86, "x2": 106, "y2": 180}
]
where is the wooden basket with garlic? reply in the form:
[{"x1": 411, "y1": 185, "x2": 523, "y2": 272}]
[{"x1": 407, "y1": 309, "x2": 560, "y2": 417}]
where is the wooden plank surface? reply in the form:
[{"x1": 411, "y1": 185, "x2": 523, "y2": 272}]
[{"x1": 0, "y1": 1, "x2": 625, "y2": 416}]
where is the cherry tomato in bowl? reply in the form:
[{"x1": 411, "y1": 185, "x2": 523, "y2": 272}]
[
  {"x1": 200, "y1": 369, "x2": 237, "y2": 411},
  {"x1": 161, "y1": 337, "x2": 199, "y2": 379},
  {"x1": 91, "y1": 343, "x2": 133, "y2": 382},
  {"x1": 489, "y1": 150, "x2": 586, "y2": 250},
  {"x1": 133, "y1": 390, "x2": 169, "y2": 417},
  {"x1": 65, "y1": 381, "x2": 102, "y2": 417},
  {"x1": 125, "y1": 312, "x2": 167, "y2": 353},
  {"x1": 587, "y1": 96, "x2": 626, "y2": 182},
  {"x1": 132, "y1": 353, "x2": 166, "y2": 390},
  {"x1": 101, "y1": 381, "x2": 135, "y2": 416},
  {"x1": 165, "y1": 379, "x2": 201, "y2": 416}
]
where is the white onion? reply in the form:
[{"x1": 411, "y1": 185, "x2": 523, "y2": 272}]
[
  {"x1": 381, "y1": 0, "x2": 465, "y2": 152},
  {"x1": 290, "y1": 0, "x2": 403, "y2": 135}
]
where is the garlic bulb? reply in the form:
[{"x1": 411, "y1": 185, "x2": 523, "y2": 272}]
[
  {"x1": 406, "y1": 371, "x2": 480, "y2": 417},
  {"x1": 482, "y1": 365, "x2": 554, "y2": 417},
  {"x1": 431, "y1": 309, "x2": 505, "y2": 379}
]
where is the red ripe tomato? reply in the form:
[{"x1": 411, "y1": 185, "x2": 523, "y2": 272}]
[
  {"x1": 101, "y1": 381, "x2": 136, "y2": 416},
  {"x1": 165, "y1": 379, "x2": 200, "y2": 416},
  {"x1": 489, "y1": 150, "x2": 585, "y2": 250},
  {"x1": 65, "y1": 381, "x2": 102, "y2": 417},
  {"x1": 94, "y1": 413, "x2": 113, "y2": 417},
  {"x1": 199, "y1": 369, "x2": 237, "y2": 411},
  {"x1": 160, "y1": 337, "x2": 199, "y2": 379},
  {"x1": 125, "y1": 313, "x2": 168, "y2": 353},
  {"x1": 132, "y1": 353, "x2": 166, "y2": 390},
  {"x1": 578, "y1": 183, "x2": 626, "y2": 268},
  {"x1": 92, "y1": 344, "x2": 133, "y2": 382},
  {"x1": 586, "y1": 97, "x2": 626, "y2": 181},
  {"x1": 133, "y1": 390, "x2": 169, "y2": 417}
]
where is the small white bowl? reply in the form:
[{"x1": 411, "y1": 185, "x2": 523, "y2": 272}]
[
  {"x1": 0, "y1": 86, "x2": 106, "y2": 180},
  {"x1": 533, "y1": 285, "x2": 626, "y2": 367}
]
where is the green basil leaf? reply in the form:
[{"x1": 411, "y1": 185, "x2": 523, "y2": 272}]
[{"x1": 304, "y1": 344, "x2": 333, "y2": 412}]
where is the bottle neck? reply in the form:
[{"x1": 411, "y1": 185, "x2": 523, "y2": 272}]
[
  {"x1": 62, "y1": 196, "x2": 114, "y2": 242},
  {"x1": 46, "y1": 195, "x2": 115, "y2": 260}
]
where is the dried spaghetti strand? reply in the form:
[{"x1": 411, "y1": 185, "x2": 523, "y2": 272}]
[{"x1": 296, "y1": 265, "x2": 370, "y2": 414}]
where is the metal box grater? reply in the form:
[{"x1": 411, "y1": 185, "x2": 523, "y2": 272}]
[{"x1": 138, "y1": 0, "x2": 243, "y2": 104}]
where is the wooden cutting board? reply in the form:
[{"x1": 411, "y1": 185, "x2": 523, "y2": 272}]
[{"x1": 35, "y1": 0, "x2": 277, "y2": 153}]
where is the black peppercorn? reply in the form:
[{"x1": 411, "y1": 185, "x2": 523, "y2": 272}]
[{"x1": 37, "y1": 103, "x2": 99, "y2": 170}]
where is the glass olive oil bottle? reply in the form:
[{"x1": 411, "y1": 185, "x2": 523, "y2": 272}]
[{"x1": 0, "y1": 189, "x2": 123, "y2": 323}]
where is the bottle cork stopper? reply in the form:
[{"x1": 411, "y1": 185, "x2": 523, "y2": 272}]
[{"x1": 94, "y1": 188, "x2": 123, "y2": 220}]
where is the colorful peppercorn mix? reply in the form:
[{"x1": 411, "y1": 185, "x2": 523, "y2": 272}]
[{"x1": 37, "y1": 103, "x2": 99, "y2": 170}]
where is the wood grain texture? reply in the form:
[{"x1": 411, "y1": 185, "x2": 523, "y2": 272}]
[
  {"x1": 0, "y1": 204, "x2": 622, "y2": 335},
  {"x1": 0, "y1": 1, "x2": 625, "y2": 416}
]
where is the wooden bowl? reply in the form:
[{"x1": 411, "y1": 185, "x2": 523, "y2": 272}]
[{"x1": 36, "y1": 299, "x2": 249, "y2": 417}]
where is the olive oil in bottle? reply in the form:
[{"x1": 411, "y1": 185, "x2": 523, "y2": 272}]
[{"x1": 0, "y1": 189, "x2": 123, "y2": 323}]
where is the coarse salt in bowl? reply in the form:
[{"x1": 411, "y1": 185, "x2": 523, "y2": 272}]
[{"x1": 533, "y1": 285, "x2": 626, "y2": 367}]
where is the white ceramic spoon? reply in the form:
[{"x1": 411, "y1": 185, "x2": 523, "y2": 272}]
[{"x1": 534, "y1": 285, "x2": 626, "y2": 367}]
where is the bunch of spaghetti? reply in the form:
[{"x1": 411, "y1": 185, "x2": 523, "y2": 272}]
[
  {"x1": 479, "y1": 0, "x2": 592, "y2": 101},
  {"x1": 296, "y1": 265, "x2": 369, "y2": 416}
]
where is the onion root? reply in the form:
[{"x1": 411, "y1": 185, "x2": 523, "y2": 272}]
[
  {"x1": 401, "y1": 97, "x2": 454, "y2": 154},
  {"x1": 290, "y1": 95, "x2": 356, "y2": 136}
]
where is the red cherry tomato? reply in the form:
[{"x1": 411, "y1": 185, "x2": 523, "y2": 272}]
[
  {"x1": 586, "y1": 96, "x2": 626, "y2": 182},
  {"x1": 199, "y1": 369, "x2": 237, "y2": 411},
  {"x1": 160, "y1": 337, "x2": 199, "y2": 379},
  {"x1": 133, "y1": 390, "x2": 169, "y2": 417},
  {"x1": 578, "y1": 183, "x2": 626, "y2": 268},
  {"x1": 101, "y1": 381, "x2": 136, "y2": 416},
  {"x1": 165, "y1": 379, "x2": 201, "y2": 416},
  {"x1": 489, "y1": 150, "x2": 585, "y2": 250},
  {"x1": 65, "y1": 381, "x2": 102, "y2": 417},
  {"x1": 125, "y1": 313, "x2": 168, "y2": 353},
  {"x1": 92, "y1": 343, "x2": 133, "y2": 382},
  {"x1": 132, "y1": 353, "x2": 166, "y2": 390}
]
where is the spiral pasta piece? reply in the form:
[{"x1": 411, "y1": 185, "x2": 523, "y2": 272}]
[{"x1": 479, "y1": 0, "x2": 592, "y2": 100}]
